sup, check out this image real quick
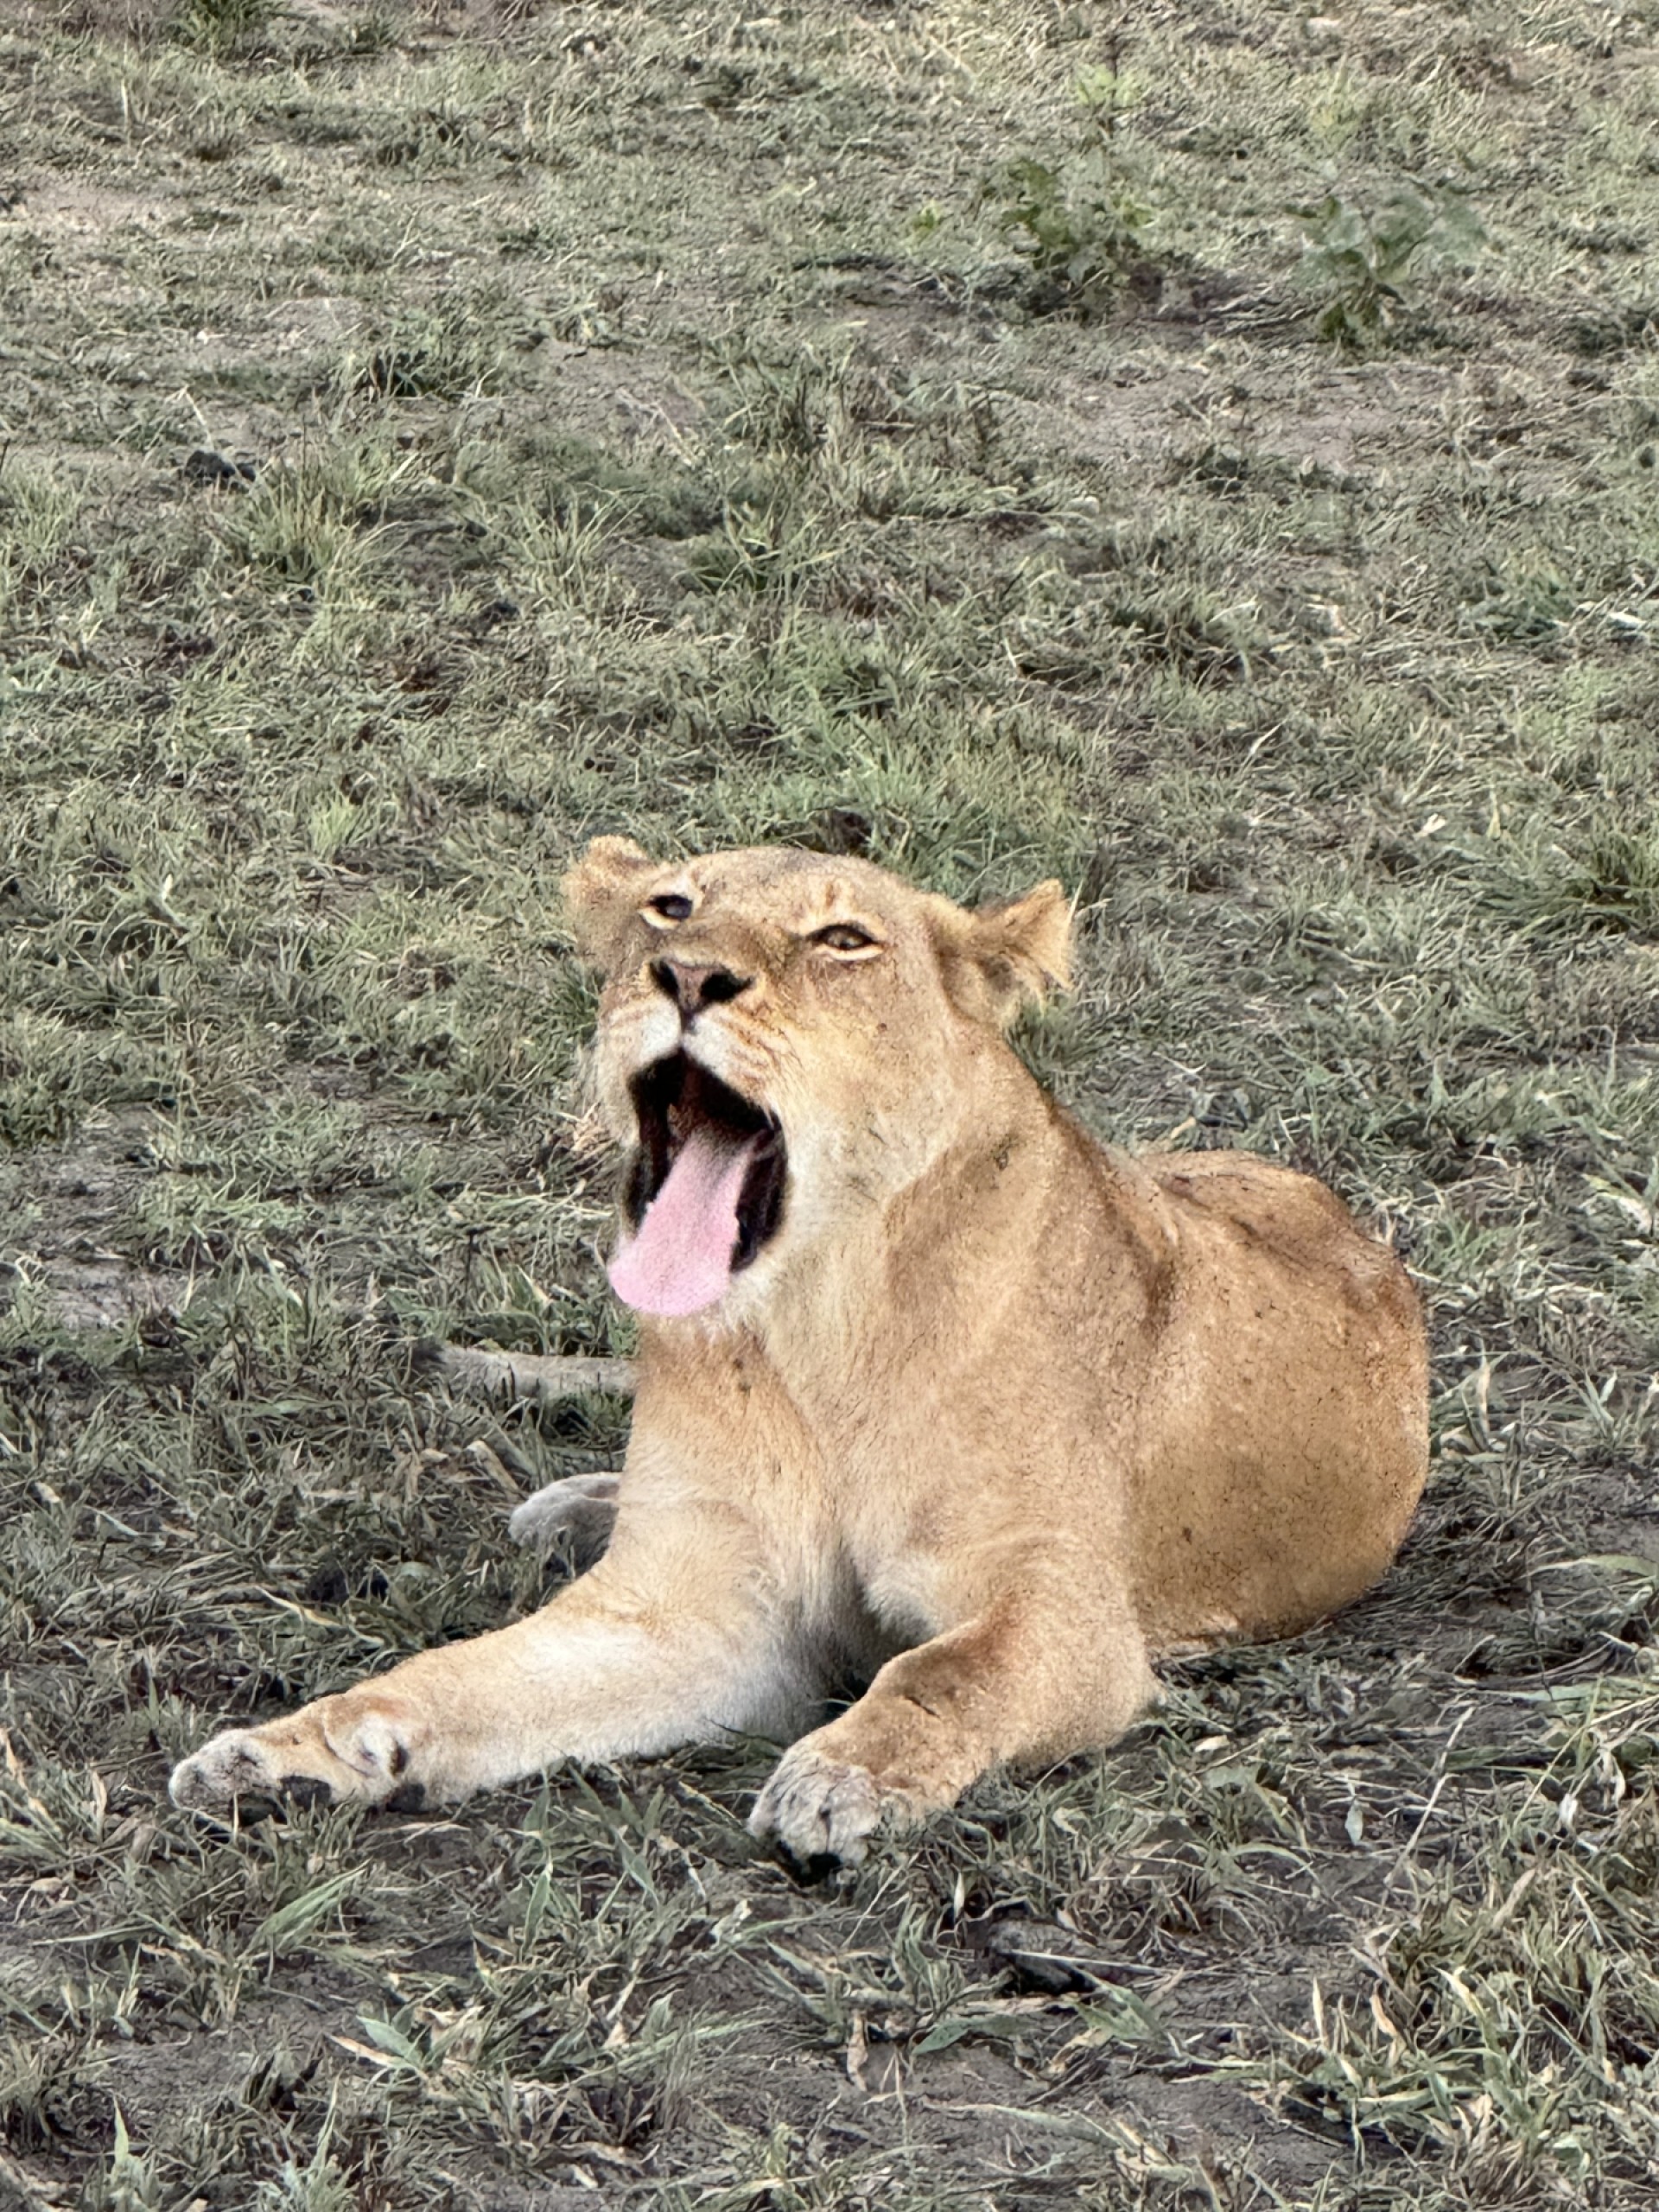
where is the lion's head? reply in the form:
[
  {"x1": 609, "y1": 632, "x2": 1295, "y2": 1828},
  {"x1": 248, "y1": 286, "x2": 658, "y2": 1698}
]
[{"x1": 562, "y1": 839, "x2": 1072, "y2": 1320}]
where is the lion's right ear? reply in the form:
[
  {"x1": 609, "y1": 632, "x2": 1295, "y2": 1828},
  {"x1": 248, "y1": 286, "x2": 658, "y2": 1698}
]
[
  {"x1": 562, "y1": 836, "x2": 656, "y2": 968},
  {"x1": 931, "y1": 879, "x2": 1074, "y2": 1028}
]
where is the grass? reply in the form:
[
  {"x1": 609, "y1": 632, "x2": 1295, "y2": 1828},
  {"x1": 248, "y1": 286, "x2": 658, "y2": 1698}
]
[{"x1": 2, "y1": 0, "x2": 1657, "y2": 2205}]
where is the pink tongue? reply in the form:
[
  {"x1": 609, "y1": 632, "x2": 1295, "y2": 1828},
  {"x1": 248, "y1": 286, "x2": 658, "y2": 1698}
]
[{"x1": 608, "y1": 1128, "x2": 760, "y2": 1318}]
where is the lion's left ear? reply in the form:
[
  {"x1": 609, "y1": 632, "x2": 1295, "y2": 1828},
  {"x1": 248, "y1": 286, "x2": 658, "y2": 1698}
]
[
  {"x1": 936, "y1": 880, "x2": 1073, "y2": 1027},
  {"x1": 562, "y1": 836, "x2": 656, "y2": 969}
]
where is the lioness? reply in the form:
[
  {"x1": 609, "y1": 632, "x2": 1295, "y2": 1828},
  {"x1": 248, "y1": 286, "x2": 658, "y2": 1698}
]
[{"x1": 170, "y1": 840, "x2": 1428, "y2": 1864}]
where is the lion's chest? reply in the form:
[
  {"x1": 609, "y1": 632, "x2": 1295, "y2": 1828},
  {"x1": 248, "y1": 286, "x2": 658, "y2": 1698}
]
[
  {"x1": 831, "y1": 1473, "x2": 961, "y2": 1644},
  {"x1": 754, "y1": 1322, "x2": 1062, "y2": 1646}
]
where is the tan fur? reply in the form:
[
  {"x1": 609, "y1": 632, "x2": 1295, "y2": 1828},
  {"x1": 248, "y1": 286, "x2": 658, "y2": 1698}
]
[{"x1": 170, "y1": 842, "x2": 1429, "y2": 1863}]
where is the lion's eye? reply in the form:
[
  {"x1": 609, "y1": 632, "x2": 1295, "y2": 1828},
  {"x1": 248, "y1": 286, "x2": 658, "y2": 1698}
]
[
  {"x1": 810, "y1": 923, "x2": 879, "y2": 954},
  {"x1": 645, "y1": 893, "x2": 694, "y2": 924}
]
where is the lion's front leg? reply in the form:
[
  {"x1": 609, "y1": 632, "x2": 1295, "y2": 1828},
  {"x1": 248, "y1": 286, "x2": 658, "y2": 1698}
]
[
  {"x1": 170, "y1": 1518, "x2": 801, "y2": 1815},
  {"x1": 750, "y1": 1575, "x2": 1159, "y2": 1866}
]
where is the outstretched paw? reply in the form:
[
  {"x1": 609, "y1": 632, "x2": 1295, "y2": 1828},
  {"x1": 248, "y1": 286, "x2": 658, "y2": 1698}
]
[
  {"x1": 748, "y1": 1745, "x2": 922, "y2": 1869},
  {"x1": 168, "y1": 1694, "x2": 424, "y2": 1815},
  {"x1": 507, "y1": 1471, "x2": 621, "y2": 1554}
]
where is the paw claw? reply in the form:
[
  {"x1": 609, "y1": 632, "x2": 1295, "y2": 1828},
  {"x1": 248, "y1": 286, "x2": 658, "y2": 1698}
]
[
  {"x1": 279, "y1": 1776, "x2": 337, "y2": 1813},
  {"x1": 749, "y1": 1747, "x2": 897, "y2": 1868}
]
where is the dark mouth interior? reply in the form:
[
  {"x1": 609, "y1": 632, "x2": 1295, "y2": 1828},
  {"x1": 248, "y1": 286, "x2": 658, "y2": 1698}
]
[{"x1": 625, "y1": 1053, "x2": 787, "y2": 1270}]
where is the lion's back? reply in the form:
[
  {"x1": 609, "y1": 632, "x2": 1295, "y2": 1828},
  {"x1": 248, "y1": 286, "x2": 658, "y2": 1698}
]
[{"x1": 1142, "y1": 1149, "x2": 1416, "y2": 1325}]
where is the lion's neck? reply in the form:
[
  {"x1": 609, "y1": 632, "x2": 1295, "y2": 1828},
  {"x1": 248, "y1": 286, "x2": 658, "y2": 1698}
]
[
  {"x1": 632, "y1": 1043, "x2": 1090, "y2": 1415},
  {"x1": 753, "y1": 1046, "x2": 1072, "y2": 1377}
]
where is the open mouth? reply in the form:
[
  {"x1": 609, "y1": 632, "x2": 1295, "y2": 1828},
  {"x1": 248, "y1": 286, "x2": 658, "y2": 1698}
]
[{"x1": 607, "y1": 1053, "x2": 787, "y2": 1316}]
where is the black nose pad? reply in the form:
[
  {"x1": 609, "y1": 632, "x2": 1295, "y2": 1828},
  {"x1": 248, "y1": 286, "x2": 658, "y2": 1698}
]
[
  {"x1": 651, "y1": 960, "x2": 752, "y2": 1015},
  {"x1": 698, "y1": 969, "x2": 749, "y2": 1006}
]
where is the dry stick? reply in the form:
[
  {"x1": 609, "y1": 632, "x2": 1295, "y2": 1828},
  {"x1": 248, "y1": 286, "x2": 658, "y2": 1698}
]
[{"x1": 426, "y1": 1344, "x2": 639, "y2": 1402}]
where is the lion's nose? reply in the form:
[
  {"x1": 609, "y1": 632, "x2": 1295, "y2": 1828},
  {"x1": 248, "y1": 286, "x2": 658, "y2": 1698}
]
[{"x1": 650, "y1": 959, "x2": 752, "y2": 1017}]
